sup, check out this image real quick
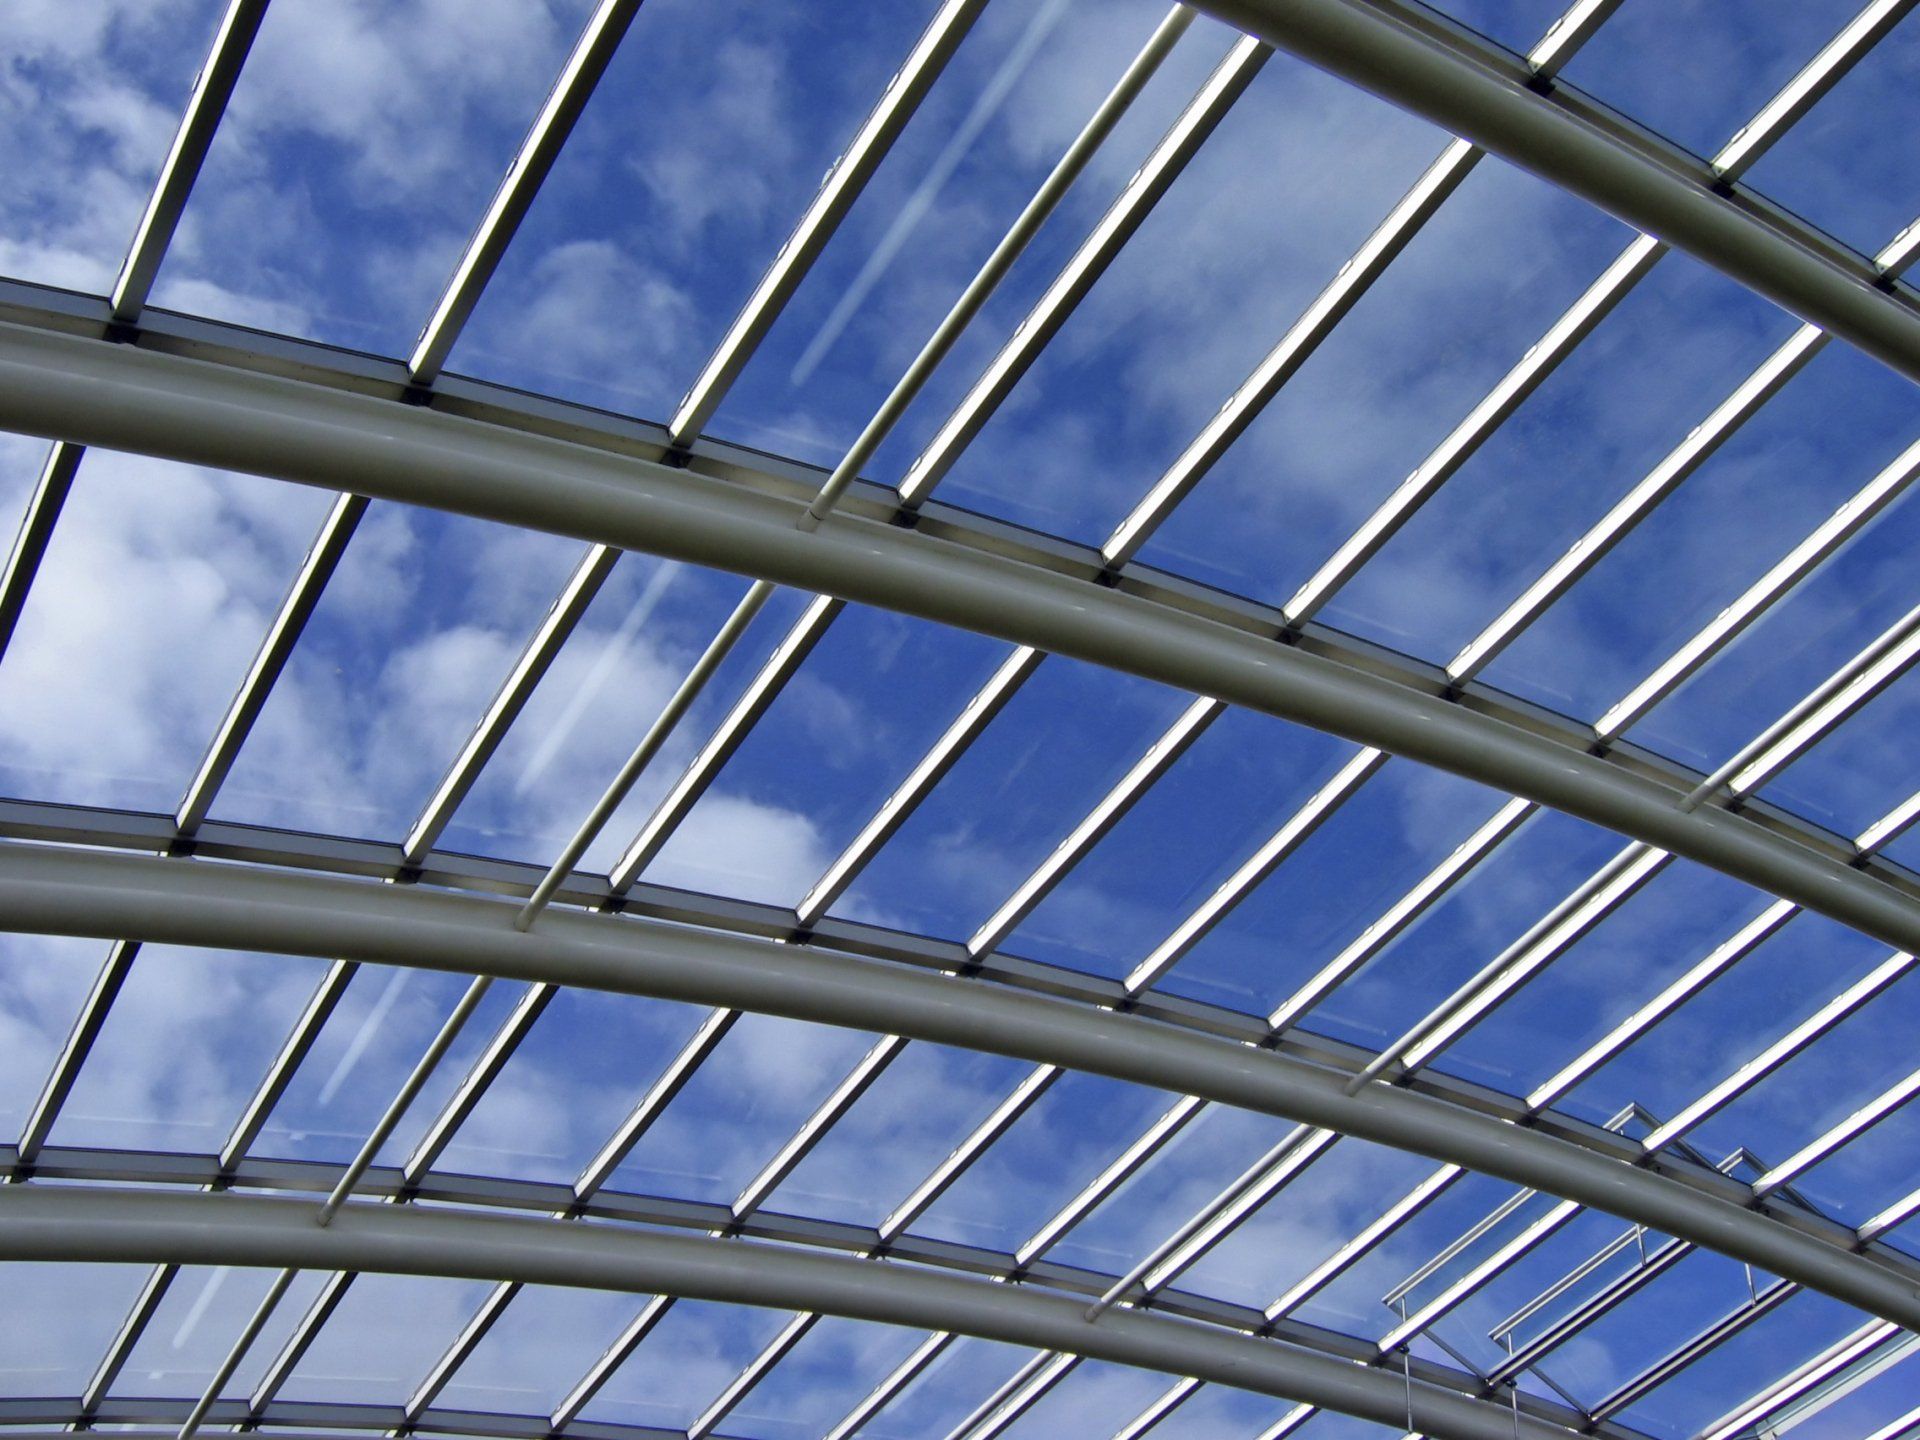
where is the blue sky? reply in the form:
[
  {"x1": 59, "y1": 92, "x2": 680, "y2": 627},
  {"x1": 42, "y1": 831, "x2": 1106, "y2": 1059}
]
[{"x1": 2, "y1": 0, "x2": 1920, "y2": 1434}]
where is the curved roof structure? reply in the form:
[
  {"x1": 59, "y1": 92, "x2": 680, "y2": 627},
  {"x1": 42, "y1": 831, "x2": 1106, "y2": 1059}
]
[{"x1": 3, "y1": 1, "x2": 1920, "y2": 1437}]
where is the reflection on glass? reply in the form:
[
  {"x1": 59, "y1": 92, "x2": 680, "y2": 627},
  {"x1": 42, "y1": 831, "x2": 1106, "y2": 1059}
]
[
  {"x1": 50, "y1": 945, "x2": 327, "y2": 1155},
  {"x1": 576, "y1": 1298, "x2": 791, "y2": 1431},
  {"x1": 0, "y1": 449, "x2": 330, "y2": 813},
  {"x1": 277, "y1": 1271, "x2": 497, "y2": 1405},
  {"x1": 729, "y1": 1316, "x2": 930, "y2": 1440},
  {"x1": 435, "y1": 1283, "x2": 637, "y2": 1417},
  {"x1": 0, "y1": 1262, "x2": 153, "y2": 1397},
  {"x1": 862, "y1": 1333, "x2": 1034, "y2": 1439},
  {"x1": 0, "y1": 934, "x2": 109, "y2": 1139}
]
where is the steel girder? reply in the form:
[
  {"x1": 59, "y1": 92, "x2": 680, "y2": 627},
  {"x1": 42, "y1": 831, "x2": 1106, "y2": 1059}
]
[
  {"x1": 1179, "y1": 0, "x2": 1920, "y2": 385},
  {"x1": 2, "y1": 839, "x2": 1917, "y2": 1336},
  {"x1": 0, "y1": 1184, "x2": 1627, "y2": 1440},
  {"x1": 0, "y1": 312, "x2": 1918, "y2": 974}
]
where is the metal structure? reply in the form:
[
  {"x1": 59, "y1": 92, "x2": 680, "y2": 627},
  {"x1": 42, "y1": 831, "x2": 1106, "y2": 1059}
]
[{"x1": 2, "y1": 0, "x2": 1919, "y2": 1438}]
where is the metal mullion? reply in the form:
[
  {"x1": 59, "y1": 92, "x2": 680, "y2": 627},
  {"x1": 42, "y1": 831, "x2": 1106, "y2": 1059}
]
[
  {"x1": 575, "y1": 1006, "x2": 740, "y2": 1201},
  {"x1": 1016, "y1": 1094, "x2": 1207, "y2": 1267},
  {"x1": 1599, "y1": 436, "x2": 1920, "y2": 739},
  {"x1": 176, "y1": 492, "x2": 368, "y2": 834},
  {"x1": 402, "y1": 981, "x2": 558, "y2": 1185},
  {"x1": 730, "y1": 1034, "x2": 907, "y2": 1220},
  {"x1": 668, "y1": 0, "x2": 991, "y2": 444},
  {"x1": 1706, "y1": 602, "x2": 1920, "y2": 805},
  {"x1": 801, "y1": 4, "x2": 1198, "y2": 529},
  {"x1": 896, "y1": 35, "x2": 1270, "y2": 506},
  {"x1": 1109, "y1": 1376, "x2": 1201, "y2": 1440},
  {"x1": 1699, "y1": 1319, "x2": 1905, "y2": 1440},
  {"x1": 1347, "y1": 843, "x2": 1671, "y2": 1094},
  {"x1": 879, "y1": 1064, "x2": 1062, "y2": 1241},
  {"x1": 800, "y1": 646, "x2": 1044, "y2": 926},
  {"x1": 602, "y1": 591, "x2": 840, "y2": 897},
  {"x1": 404, "y1": 1279, "x2": 523, "y2": 1423},
  {"x1": 549, "y1": 1293, "x2": 675, "y2": 1431},
  {"x1": 940, "y1": 1351, "x2": 1079, "y2": 1440},
  {"x1": 15, "y1": 940, "x2": 139, "y2": 1169},
  {"x1": 1102, "y1": 0, "x2": 1625, "y2": 569},
  {"x1": 1592, "y1": 1278, "x2": 1797, "y2": 1421},
  {"x1": 968, "y1": 696, "x2": 1222, "y2": 959},
  {"x1": 402, "y1": 1004, "x2": 739, "y2": 1424},
  {"x1": 80, "y1": 1263, "x2": 176, "y2": 1415},
  {"x1": 1757, "y1": 1062, "x2": 1920, "y2": 1198},
  {"x1": 253, "y1": 1271, "x2": 351, "y2": 1418},
  {"x1": 1377, "y1": 1198, "x2": 1582, "y2": 1354},
  {"x1": 685, "y1": 1310, "x2": 818, "y2": 1440},
  {"x1": 821, "y1": 1329, "x2": 956, "y2": 1440},
  {"x1": 403, "y1": 543, "x2": 620, "y2": 864},
  {"x1": 0, "y1": 441, "x2": 83, "y2": 664},
  {"x1": 1096, "y1": 1126, "x2": 1339, "y2": 1313},
  {"x1": 1286, "y1": 233, "x2": 1666, "y2": 628},
  {"x1": 408, "y1": 0, "x2": 647, "y2": 384},
  {"x1": 1253, "y1": 1404, "x2": 1318, "y2": 1440},
  {"x1": 1868, "y1": 1401, "x2": 1920, "y2": 1440},
  {"x1": 1264, "y1": 1166, "x2": 1466, "y2": 1322},
  {"x1": 1640, "y1": 948, "x2": 1918, "y2": 1152},
  {"x1": 109, "y1": 0, "x2": 270, "y2": 322},
  {"x1": 1264, "y1": 797, "x2": 1536, "y2": 1032},
  {"x1": 1280, "y1": 0, "x2": 1908, "y2": 630},
  {"x1": 1122, "y1": 746, "x2": 1390, "y2": 996},
  {"x1": 176, "y1": 1266, "x2": 297, "y2": 1440}
]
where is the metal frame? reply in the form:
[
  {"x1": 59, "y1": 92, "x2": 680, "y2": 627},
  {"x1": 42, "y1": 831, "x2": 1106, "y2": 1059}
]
[{"x1": 4, "y1": 0, "x2": 1920, "y2": 1432}]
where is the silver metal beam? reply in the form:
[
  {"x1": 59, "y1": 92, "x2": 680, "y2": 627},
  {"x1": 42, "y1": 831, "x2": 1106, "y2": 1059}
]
[
  {"x1": 0, "y1": 1186, "x2": 1608, "y2": 1440},
  {"x1": 6, "y1": 322, "x2": 1920, "y2": 973},
  {"x1": 1, "y1": 840, "x2": 1916, "y2": 1333},
  {"x1": 13, "y1": 940, "x2": 138, "y2": 1168},
  {"x1": 1178, "y1": 0, "x2": 1920, "y2": 384},
  {"x1": 0, "y1": 441, "x2": 82, "y2": 663}
]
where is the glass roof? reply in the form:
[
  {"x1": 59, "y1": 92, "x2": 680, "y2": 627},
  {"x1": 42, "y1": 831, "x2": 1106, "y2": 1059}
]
[{"x1": 2, "y1": 1, "x2": 1919, "y2": 1438}]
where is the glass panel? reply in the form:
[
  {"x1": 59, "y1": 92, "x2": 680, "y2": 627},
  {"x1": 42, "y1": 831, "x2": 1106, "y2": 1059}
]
[
  {"x1": 1154, "y1": 759, "x2": 1506, "y2": 1018},
  {"x1": 646, "y1": 606, "x2": 1011, "y2": 908},
  {"x1": 575, "y1": 1299, "x2": 792, "y2": 1432},
  {"x1": 1134, "y1": 156, "x2": 1629, "y2": 615},
  {"x1": 1753, "y1": 665, "x2": 1920, "y2": 843},
  {"x1": 1002, "y1": 709, "x2": 1353, "y2": 983},
  {"x1": 431, "y1": 988, "x2": 710, "y2": 1187},
  {"x1": 606, "y1": 1012, "x2": 877, "y2": 1206},
  {"x1": 727, "y1": 1316, "x2": 930, "y2": 1440},
  {"x1": 1762, "y1": 1341, "x2": 1920, "y2": 1439},
  {"x1": 1001, "y1": 1358, "x2": 1170, "y2": 1439},
  {"x1": 1559, "y1": 909, "x2": 1892, "y2": 1130},
  {"x1": 1614, "y1": 1289, "x2": 1868, "y2": 1440},
  {"x1": 0, "y1": 1262, "x2": 152, "y2": 1397},
  {"x1": 112, "y1": 1264, "x2": 329, "y2": 1400},
  {"x1": 253, "y1": 963, "x2": 528, "y2": 1167},
  {"x1": 49, "y1": 945, "x2": 328, "y2": 1155},
  {"x1": 1044, "y1": 1100, "x2": 1296, "y2": 1282},
  {"x1": 0, "y1": 449, "x2": 331, "y2": 812},
  {"x1": 1683, "y1": 967, "x2": 1920, "y2": 1181},
  {"x1": 1149, "y1": 1381, "x2": 1303, "y2": 1440},
  {"x1": 1795, "y1": 1096, "x2": 1920, "y2": 1229},
  {"x1": 1290, "y1": 809, "x2": 1626, "y2": 1069},
  {"x1": 277, "y1": 1271, "x2": 498, "y2": 1405},
  {"x1": 1555, "y1": 0, "x2": 1861, "y2": 159},
  {"x1": 916, "y1": 1071, "x2": 1175, "y2": 1254},
  {"x1": 1438, "y1": 858, "x2": 1769, "y2": 1101},
  {"x1": 434, "y1": 1283, "x2": 637, "y2": 1417},
  {"x1": 832, "y1": 655, "x2": 1192, "y2": 942},
  {"x1": 1480, "y1": 343, "x2": 1920, "y2": 726},
  {"x1": 860, "y1": 1334, "x2": 1036, "y2": 1440},
  {"x1": 0, "y1": 0, "x2": 226, "y2": 294},
  {"x1": 1323, "y1": 250, "x2": 1800, "y2": 668},
  {"x1": 709, "y1": 1, "x2": 1240, "y2": 471},
  {"x1": 212, "y1": 505, "x2": 583, "y2": 842},
  {"x1": 1745, "y1": 20, "x2": 1920, "y2": 254},
  {"x1": 1180, "y1": 1136, "x2": 1439, "y2": 1313},
  {"x1": 1289, "y1": 1170, "x2": 1533, "y2": 1343},
  {"x1": 148, "y1": 0, "x2": 596, "y2": 355},
  {"x1": 447, "y1": 0, "x2": 947, "y2": 422},
  {"x1": 767, "y1": 1041, "x2": 1033, "y2": 1227},
  {"x1": 0, "y1": 934, "x2": 110, "y2": 1138},
  {"x1": 920, "y1": 44, "x2": 1443, "y2": 546},
  {"x1": 437, "y1": 557, "x2": 804, "y2": 873}
]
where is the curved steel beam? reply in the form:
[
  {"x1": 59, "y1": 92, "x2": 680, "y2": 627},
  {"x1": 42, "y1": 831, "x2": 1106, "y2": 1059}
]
[
  {"x1": 0, "y1": 1186, "x2": 1585, "y2": 1440},
  {"x1": 1, "y1": 320, "x2": 1919, "y2": 968},
  {"x1": 1179, "y1": 0, "x2": 1920, "y2": 384},
  {"x1": 1, "y1": 840, "x2": 1916, "y2": 1334}
]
